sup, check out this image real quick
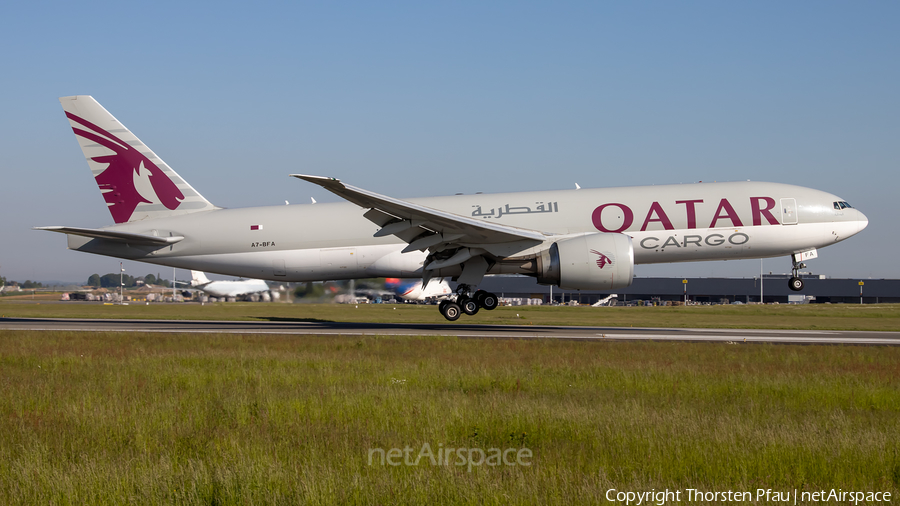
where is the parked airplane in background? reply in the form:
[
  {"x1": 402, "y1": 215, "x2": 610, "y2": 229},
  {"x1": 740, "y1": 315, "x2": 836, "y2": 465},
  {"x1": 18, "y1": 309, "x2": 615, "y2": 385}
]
[
  {"x1": 38, "y1": 96, "x2": 868, "y2": 320},
  {"x1": 183, "y1": 270, "x2": 270, "y2": 299},
  {"x1": 385, "y1": 278, "x2": 453, "y2": 302}
]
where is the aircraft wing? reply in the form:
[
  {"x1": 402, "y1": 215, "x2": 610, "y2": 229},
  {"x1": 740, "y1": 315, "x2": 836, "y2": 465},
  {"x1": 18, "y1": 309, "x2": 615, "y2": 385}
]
[
  {"x1": 34, "y1": 226, "x2": 184, "y2": 245},
  {"x1": 290, "y1": 175, "x2": 547, "y2": 248},
  {"x1": 291, "y1": 174, "x2": 551, "y2": 286}
]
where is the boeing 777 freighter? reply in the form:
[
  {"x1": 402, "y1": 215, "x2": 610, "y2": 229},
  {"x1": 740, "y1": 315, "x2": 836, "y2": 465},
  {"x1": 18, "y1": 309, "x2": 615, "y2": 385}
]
[{"x1": 38, "y1": 96, "x2": 868, "y2": 320}]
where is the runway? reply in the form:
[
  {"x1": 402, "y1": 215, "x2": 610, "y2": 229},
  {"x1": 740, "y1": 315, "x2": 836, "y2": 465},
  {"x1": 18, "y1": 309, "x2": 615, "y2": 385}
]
[{"x1": 2, "y1": 317, "x2": 900, "y2": 345}]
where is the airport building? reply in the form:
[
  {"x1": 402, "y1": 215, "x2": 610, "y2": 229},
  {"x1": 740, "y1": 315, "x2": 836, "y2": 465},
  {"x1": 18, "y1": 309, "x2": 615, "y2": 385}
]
[{"x1": 469, "y1": 275, "x2": 900, "y2": 305}]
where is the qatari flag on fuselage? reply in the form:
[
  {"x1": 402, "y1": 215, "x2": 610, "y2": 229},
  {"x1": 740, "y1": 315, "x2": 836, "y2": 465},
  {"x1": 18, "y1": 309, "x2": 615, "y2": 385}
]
[{"x1": 250, "y1": 225, "x2": 263, "y2": 231}]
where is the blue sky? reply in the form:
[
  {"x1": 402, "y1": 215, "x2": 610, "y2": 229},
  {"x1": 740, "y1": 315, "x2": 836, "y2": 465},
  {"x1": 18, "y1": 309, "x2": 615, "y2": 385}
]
[{"x1": 1, "y1": 1, "x2": 897, "y2": 283}]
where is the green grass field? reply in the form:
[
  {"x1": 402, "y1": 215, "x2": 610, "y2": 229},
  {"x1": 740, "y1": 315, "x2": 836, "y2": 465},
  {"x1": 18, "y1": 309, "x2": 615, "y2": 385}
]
[
  {"x1": 1, "y1": 330, "x2": 898, "y2": 504},
  {"x1": 3, "y1": 300, "x2": 900, "y2": 331}
]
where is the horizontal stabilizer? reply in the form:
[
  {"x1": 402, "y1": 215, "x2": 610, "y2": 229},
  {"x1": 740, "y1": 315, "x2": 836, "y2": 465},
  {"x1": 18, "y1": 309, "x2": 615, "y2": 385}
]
[{"x1": 34, "y1": 226, "x2": 184, "y2": 245}]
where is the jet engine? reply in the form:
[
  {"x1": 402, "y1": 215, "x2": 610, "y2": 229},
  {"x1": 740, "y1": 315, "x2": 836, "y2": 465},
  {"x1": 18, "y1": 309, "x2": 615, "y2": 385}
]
[{"x1": 535, "y1": 233, "x2": 634, "y2": 290}]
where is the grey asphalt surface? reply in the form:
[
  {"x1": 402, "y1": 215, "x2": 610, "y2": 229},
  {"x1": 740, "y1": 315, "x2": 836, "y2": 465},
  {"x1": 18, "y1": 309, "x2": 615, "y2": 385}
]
[{"x1": 2, "y1": 317, "x2": 900, "y2": 345}]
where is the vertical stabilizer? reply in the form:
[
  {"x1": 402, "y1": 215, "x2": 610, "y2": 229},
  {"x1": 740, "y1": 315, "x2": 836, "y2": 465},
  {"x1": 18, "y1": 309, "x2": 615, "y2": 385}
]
[
  {"x1": 191, "y1": 270, "x2": 211, "y2": 286},
  {"x1": 59, "y1": 96, "x2": 218, "y2": 223}
]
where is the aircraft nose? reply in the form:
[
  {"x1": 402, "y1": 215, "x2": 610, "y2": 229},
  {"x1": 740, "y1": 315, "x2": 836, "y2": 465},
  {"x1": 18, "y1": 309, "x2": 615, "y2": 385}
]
[{"x1": 857, "y1": 209, "x2": 869, "y2": 233}]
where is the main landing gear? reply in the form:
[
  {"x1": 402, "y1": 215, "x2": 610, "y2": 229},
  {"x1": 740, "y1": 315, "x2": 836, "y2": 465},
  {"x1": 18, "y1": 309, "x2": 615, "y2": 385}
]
[
  {"x1": 438, "y1": 284, "x2": 499, "y2": 321},
  {"x1": 789, "y1": 257, "x2": 806, "y2": 292}
]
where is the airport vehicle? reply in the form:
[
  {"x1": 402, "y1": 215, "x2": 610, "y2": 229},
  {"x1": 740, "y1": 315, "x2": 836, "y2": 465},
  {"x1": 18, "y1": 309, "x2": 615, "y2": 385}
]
[
  {"x1": 591, "y1": 294, "x2": 618, "y2": 307},
  {"x1": 38, "y1": 96, "x2": 868, "y2": 320},
  {"x1": 181, "y1": 270, "x2": 270, "y2": 299}
]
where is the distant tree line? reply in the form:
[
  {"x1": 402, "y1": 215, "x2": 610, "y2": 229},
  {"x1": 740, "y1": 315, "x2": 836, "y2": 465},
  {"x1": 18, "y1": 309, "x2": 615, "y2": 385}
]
[
  {"x1": 86, "y1": 273, "x2": 170, "y2": 288},
  {"x1": 0, "y1": 266, "x2": 40, "y2": 289},
  {"x1": 1, "y1": 279, "x2": 43, "y2": 288}
]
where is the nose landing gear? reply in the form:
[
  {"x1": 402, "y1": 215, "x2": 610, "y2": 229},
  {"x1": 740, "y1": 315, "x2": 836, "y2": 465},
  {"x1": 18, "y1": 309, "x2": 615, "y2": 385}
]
[
  {"x1": 439, "y1": 284, "x2": 499, "y2": 321},
  {"x1": 789, "y1": 258, "x2": 806, "y2": 292}
]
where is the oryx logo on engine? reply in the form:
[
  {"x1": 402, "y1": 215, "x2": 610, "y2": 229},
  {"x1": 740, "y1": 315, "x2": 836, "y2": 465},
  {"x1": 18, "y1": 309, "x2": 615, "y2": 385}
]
[{"x1": 590, "y1": 250, "x2": 613, "y2": 269}]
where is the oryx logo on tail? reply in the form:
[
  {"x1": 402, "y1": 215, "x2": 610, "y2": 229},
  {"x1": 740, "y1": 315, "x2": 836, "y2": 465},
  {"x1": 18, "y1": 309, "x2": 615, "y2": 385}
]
[
  {"x1": 66, "y1": 112, "x2": 184, "y2": 223},
  {"x1": 590, "y1": 250, "x2": 613, "y2": 269}
]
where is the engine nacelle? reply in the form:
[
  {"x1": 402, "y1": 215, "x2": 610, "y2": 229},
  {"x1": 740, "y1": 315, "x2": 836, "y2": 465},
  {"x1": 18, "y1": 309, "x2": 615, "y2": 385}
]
[{"x1": 535, "y1": 233, "x2": 634, "y2": 290}]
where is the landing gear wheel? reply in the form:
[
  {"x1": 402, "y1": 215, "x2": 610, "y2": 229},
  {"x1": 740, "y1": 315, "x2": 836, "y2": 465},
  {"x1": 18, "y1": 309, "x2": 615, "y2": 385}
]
[
  {"x1": 439, "y1": 300, "x2": 450, "y2": 313},
  {"x1": 789, "y1": 255, "x2": 807, "y2": 293},
  {"x1": 458, "y1": 297, "x2": 479, "y2": 316},
  {"x1": 440, "y1": 301, "x2": 461, "y2": 321},
  {"x1": 476, "y1": 290, "x2": 498, "y2": 310}
]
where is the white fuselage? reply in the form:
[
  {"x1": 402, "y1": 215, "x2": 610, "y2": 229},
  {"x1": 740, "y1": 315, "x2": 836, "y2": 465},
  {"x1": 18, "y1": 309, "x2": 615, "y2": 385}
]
[
  {"x1": 396, "y1": 279, "x2": 453, "y2": 301},
  {"x1": 194, "y1": 279, "x2": 271, "y2": 298},
  {"x1": 65, "y1": 181, "x2": 867, "y2": 282}
]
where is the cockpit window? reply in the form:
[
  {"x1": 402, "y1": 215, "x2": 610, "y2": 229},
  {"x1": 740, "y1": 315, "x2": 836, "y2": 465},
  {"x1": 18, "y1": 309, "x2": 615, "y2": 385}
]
[{"x1": 833, "y1": 201, "x2": 853, "y2": 210}]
